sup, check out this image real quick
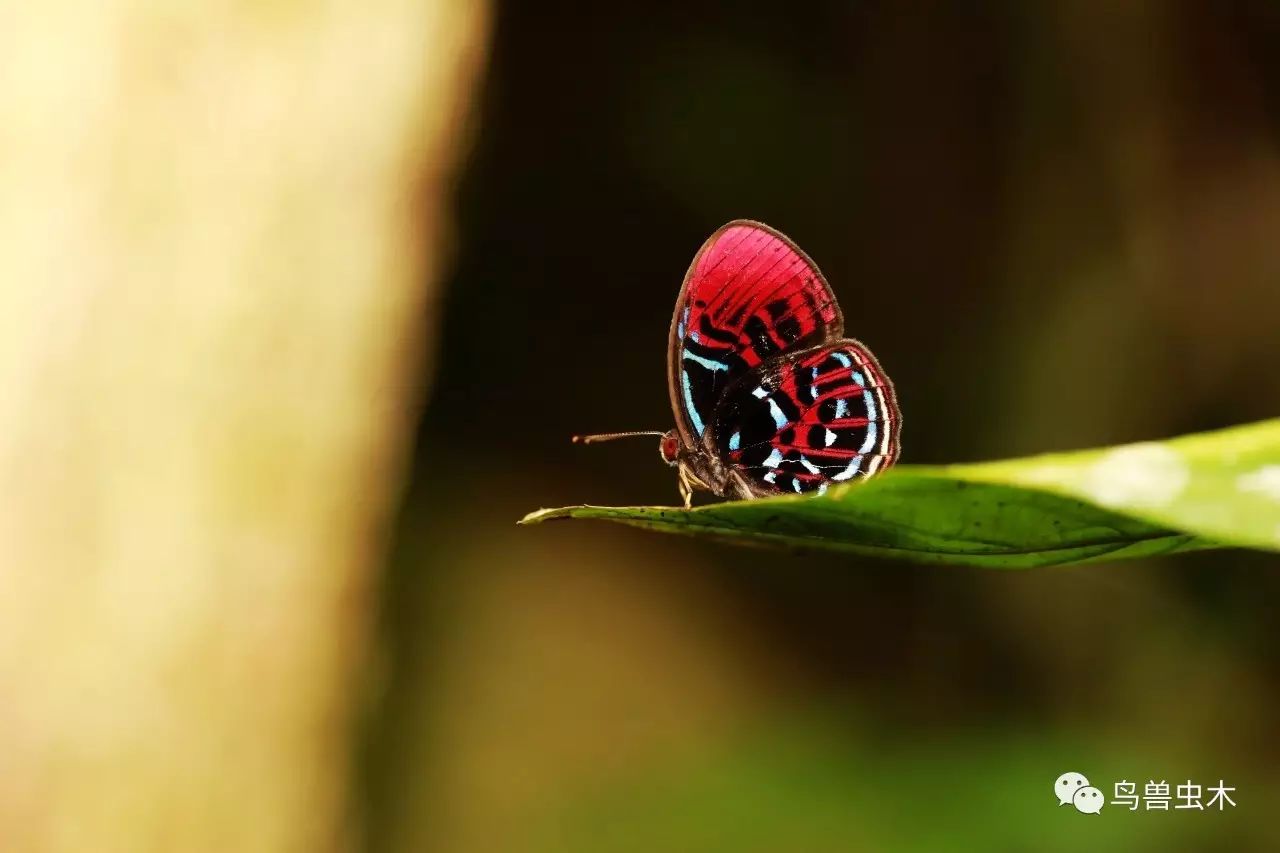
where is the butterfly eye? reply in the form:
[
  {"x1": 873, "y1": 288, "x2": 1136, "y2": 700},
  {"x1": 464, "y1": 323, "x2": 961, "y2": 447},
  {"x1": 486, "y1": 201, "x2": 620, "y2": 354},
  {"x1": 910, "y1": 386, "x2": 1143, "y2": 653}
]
[{"x1": 659, "y1": 432, "x2": 680, "y2": 465}]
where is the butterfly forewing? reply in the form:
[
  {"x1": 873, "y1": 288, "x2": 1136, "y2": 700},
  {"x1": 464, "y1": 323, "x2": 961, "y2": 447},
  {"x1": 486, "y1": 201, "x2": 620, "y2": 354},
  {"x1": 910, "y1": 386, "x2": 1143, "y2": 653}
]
[
  {"x1": 668, "y1": 220, "x2": 843, "y2": 448},
  {"x1": 709, "y1": 340, "x2": 901, "y2": 496}
]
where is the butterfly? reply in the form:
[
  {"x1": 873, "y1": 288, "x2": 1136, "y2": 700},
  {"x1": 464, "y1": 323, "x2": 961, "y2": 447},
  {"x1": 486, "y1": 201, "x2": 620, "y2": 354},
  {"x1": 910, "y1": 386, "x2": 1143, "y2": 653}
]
[{"x1": 576, "y1": 220, "x2": 901, "y2": 507}]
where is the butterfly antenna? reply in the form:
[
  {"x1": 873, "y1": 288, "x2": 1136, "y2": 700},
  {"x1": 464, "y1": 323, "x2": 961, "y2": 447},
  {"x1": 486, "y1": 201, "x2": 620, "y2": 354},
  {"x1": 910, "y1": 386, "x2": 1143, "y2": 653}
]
[{"x1": 572, "y1": 430, "x2": 665, "y2": 444}]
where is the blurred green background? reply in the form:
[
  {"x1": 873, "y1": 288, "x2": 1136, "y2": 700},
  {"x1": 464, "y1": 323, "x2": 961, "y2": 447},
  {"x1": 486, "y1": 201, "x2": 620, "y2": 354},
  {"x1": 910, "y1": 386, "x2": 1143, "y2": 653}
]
[{"x1": 365, "y1": 3, "x2": 1280, "y2": 850}]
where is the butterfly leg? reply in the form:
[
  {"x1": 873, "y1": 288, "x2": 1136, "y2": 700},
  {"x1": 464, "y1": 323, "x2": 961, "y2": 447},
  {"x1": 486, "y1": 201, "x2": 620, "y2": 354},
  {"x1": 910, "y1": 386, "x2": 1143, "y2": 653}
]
[
  {"x1": 727, "y1": 470, "x2": 756, "y2": 501},
  {"x1": 677, "y1": 466, "x2": 695, "y2": 509}
]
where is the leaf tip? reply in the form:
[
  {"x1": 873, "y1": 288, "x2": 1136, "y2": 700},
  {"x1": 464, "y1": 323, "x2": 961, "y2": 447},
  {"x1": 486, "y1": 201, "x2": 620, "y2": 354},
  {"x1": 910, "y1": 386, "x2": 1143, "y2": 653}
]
[
  {"x1": 517, "y1": 508, "x2": 551, "y2": 525},
  {"x1": 518, "y1": 506, "x2": 581, "y2": 525}
]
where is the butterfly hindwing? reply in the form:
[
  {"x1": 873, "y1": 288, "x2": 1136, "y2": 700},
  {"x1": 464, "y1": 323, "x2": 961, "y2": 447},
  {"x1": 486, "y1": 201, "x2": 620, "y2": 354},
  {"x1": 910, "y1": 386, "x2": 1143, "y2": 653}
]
[
  {"x1": 668, "y1": 220, "x2": 843, "y2": 447},
  {"x1": 708, "y1": 340, "x2": 901, "y2": 496}
]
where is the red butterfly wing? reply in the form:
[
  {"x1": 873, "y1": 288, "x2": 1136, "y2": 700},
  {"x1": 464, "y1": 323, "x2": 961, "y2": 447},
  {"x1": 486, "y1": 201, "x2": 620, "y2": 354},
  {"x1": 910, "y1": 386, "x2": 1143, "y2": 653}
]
[
  {"x1": 709, "y1": 340, "x2": 901, "y2": 496},
  {"x1": 668, "y1": 220, "x2": 842, "y2": 447}
]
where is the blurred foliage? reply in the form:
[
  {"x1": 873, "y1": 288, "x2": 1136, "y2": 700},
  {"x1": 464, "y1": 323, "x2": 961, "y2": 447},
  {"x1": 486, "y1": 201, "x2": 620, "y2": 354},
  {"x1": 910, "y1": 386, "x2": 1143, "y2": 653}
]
[{"x1": 531, "y1": 712, "x2": 1280, "y2": 852}]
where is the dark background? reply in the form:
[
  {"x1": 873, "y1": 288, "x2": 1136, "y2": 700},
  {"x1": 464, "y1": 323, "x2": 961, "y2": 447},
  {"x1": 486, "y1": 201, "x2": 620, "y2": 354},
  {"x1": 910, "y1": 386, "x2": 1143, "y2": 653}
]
[{"x1": 367, "y1": 3, "x2": 1280, "y2": 850}]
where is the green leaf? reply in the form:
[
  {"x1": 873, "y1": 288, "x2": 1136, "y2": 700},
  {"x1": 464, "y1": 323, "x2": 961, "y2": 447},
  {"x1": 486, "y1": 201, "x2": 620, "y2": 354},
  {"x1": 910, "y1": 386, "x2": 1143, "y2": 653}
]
[{"x1": 521, "y1": 419, "x2": 1280, "y2": 567}]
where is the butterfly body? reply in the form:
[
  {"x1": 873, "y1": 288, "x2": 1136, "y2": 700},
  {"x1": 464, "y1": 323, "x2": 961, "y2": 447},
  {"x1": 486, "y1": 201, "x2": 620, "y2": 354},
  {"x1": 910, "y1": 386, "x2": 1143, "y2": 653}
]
[{"x1": 582, "y1": 220, "x2": 901, "y2": 507}]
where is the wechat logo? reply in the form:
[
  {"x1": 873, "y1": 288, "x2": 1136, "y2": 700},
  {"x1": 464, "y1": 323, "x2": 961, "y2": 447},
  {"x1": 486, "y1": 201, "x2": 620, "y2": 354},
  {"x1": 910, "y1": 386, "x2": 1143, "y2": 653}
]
[{"x1": 1056, "y1": 771, "x2": 1104, "y2": 814}]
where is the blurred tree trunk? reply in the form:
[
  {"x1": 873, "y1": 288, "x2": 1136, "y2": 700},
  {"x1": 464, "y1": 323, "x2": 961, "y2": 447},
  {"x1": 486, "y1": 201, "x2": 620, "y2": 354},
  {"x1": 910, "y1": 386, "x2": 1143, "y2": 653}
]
[{"x1": 0, "y1": 2, "x2": 487, "y2": 851}]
